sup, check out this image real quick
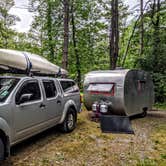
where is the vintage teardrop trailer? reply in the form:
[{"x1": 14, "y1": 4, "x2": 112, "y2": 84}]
[{"x1": 83, "y1": 69, "x2": 154, "y2": 117}]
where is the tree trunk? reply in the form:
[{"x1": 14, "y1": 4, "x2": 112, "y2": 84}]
[
  {"x1": 121, "y1": 0, "x2": 150, "y2": 66},
  {"x1": 71, "y1": 0, "x2": 81, "y2": 87},
  {"x1": 115, "y1": 0, "x2": 119, "y2": 67},
  {"x1": 62, "y1": 0, "x2": 69, "y2": 70},
  {"x1": 151, "y1": 0, "x2": 160, "y2": 72},
  {"x1": 47, "y1": 0, "x2": 54, "y2": 62},
  {"x1": 121, "y1": 16, "x2": 141, "y2": 67},
  {"x1": 110, "y1": 0, "x2": 119, "y2": 70},
  {"x1": 3, "y1": 12, "x2": 8, "y2": 48},
  {"x1": 110, "y1": 0, "x2": 114, "y2": 69},
  {"x1": 140, "y1": 0, "x2": 144, "y2": 56}
]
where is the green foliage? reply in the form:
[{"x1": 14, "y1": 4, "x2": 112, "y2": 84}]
[
  {"x1": 29, "y1": 0, "x2": 63, "y2": 61},
  {"x1": 154, "y1": 102, "x2": 166, "y2": 111},
  {"x1": 124, "y1": 1, "x2": 166, "y2": 103},
  {"x1": 0, "y1": 0, "x2": 20, "y2": 49},
  {"x1": 27, "y1": 0, "x2": 129, "y2": 81},
  {"x1": 0, "y1": 0, "x2": 165, "y2": 104},
  {"x1": 152, "y1": 73, "x2": 166, "y2": 103}
]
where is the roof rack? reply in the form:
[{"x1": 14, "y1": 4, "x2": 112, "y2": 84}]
[{"x1": 0, "y1": 65, "x2": 67, "y2": 78}]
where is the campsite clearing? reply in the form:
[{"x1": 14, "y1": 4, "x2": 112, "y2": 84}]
[{"x1": 3, "y1": 110, "x2": 166, "y2": 166}]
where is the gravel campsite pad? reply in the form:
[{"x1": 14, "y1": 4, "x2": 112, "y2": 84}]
[{"x1": 3, "y1": 111, "x2": 166, "y2": 166}]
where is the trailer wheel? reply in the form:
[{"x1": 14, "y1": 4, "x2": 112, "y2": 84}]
[
  {"x1": 0, "y1": 137, "x2": 5, "y2": 161},
  {"x1": 140, "y1": 108, "x2": 147, "y2": 118},
  {"x1": 60, "y1": 108, "x2": 77, "y2": 133}
]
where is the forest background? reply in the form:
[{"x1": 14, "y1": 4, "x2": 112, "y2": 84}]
[{"x1": 0, "y1": 0, "x2": 165, "y2": 105}]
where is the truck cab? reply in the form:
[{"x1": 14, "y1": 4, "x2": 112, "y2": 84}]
[{"x1": 0, "y1": 76, "x2": 81, "y2": 161}]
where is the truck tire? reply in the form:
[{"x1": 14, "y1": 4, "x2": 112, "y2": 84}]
[
  {"x1": 0, "y1": 138, "x2": 5, "y2": 161},
  {"x1": 60, "y1": 108, "x2": 77, "y2": 133}
]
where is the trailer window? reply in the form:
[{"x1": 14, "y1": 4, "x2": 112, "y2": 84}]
[
  {"x1": 137, "y1": 80, "x2": 146, "y2": 92},
  {"x1": 87, "y1": 83, "x2": 115, "y2": 96},
  {"x1": 0, "y1": 78, "x2": 20, "y2": 102},
  {"x1": 88, "y1": 83, "x2": 114, "y2": 92}
]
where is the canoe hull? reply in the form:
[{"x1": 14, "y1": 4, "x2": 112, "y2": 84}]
[{"x1": 0, "y1": 49, "x2": 67, "y2": 76}]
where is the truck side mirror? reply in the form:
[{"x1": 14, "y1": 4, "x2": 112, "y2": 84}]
[{"x1": 18, "y1": 93, "x2": 33, "y2": 105}]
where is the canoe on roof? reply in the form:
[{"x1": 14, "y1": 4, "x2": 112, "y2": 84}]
[{"x1": 0, "y1": 49, "x2": 68, "y2": 76}]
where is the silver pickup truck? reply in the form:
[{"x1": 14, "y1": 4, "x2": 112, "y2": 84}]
[{"x1": 0, "y1": 76, "x2": 81, "y2": 161}]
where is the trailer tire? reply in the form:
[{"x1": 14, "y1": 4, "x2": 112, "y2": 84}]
[
  {"x1": 140, "y1": 109, "x2": 147, "y2": 118},
  {"x1": 0, "y1": 138, "x2": 5, "y2": 161},
  {"x1": 60, "y1": 108, "x2": 76, "y2": 133}
]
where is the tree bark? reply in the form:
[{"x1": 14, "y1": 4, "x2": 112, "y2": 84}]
[
  {"x1": 115, "y1": 0, "x2": 119, "y2": 67},
  {"x1": 47, "y1": 0, "x2": 54, "y2": 62},
  {"x1": 71, "y1": 0, "x2": 81, "y2": 87},
  {"x1": 151, "y1": 0, "x2": 160, "y2": 72},
  {"x1": 140, "y1": 0, "x2": 144, "y2": 56},
  {"x1": 62, "y1": 0, "x2": 69, "y2": 70},
  {"x1": 110, "y1": 0, "x2": 119, "y2": 70}
]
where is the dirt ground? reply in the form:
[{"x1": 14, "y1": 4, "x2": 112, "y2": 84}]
[{"x1": 2, "y1": 110, "x2": 166, "y2": 166}]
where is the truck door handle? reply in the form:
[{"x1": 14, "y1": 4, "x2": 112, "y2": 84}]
[
  {"x1": 40, "y1": 103, "x2": 46, "y2": 109},
  {"x1": 57, "y1": 100, "x2": 61, "y2": 105}
]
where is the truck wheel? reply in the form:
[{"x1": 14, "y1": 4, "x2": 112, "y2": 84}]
[
  {"x1": 60, "y1": 108, "x2": 77, "y2": 133},
  {"x1": 0, "y1": 138, "x2": 5, "y2": 161}
]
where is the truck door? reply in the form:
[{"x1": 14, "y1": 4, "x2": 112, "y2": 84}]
[
  {"x1": 13, "y1": 79, "x2": 46, "y2": 141},
  {"x1": 42, "y1": 79, "x2": 63, "y2": 124}
]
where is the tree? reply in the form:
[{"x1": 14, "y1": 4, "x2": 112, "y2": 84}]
[
  {"x1": 0, "y1": 0, "x2": 20, "y2": 48},
  {"x1": 71, "y1": 0, "x2": 81, "y2": 87},
  {"x1": 140, "y1": 0, "x2": 144, "y2": 55},
  {"x1": 110, "y1": 0, "x2": 119, "y2": 69},
  {"x1": 62, "y1": 0, "x2": 69, "y2": 70},
  {"x1": 46, "y1": 0, "x2": 54, "y2": 62},
  {"x1": 123, "y1": 0, "x2": 166, "y2": 102},
  {"x1": 29, "y1": 0, "x2": 63, "y2": 62}
]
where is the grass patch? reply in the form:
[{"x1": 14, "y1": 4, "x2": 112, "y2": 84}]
[
  {"x1": 137, "y1": 158, "x2": 157, "y2": 166},
  {"x1": 3, "y1": 110, "x2": 166, "y2": 166},
  {"x1": 150, "y1": 123, "x2": 166, "y2": 165},
  {"x1": 154, "y1": 103, "x2": 166, "y2": 111}
]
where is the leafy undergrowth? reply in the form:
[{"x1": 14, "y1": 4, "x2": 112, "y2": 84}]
[
  {"x1": 153, "y1": 103, "x2": 166, "y2": 111},
  {"x1": 3, "y1": 110, "x2": 166, "y2": 166}
]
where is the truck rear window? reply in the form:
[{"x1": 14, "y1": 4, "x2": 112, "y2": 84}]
[
  {"x1": 43, "y1": 80, "x2": 57, "y2": 98},
  {"x1": 60, "y1": 80, "x2": 79, "y2": 93},
  {"x1": 0, "y1": 78, "x2": 20, "y2": 102}
]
